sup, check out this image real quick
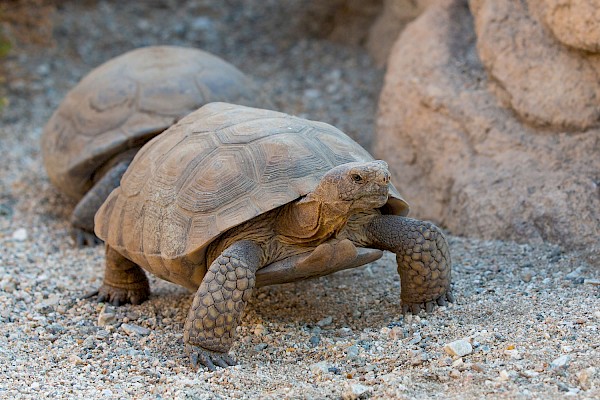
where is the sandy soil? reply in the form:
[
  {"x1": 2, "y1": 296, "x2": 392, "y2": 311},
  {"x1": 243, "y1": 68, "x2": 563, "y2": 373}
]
[{"x1": 0, "y1": 1, "x2": 598, "y2": 399}]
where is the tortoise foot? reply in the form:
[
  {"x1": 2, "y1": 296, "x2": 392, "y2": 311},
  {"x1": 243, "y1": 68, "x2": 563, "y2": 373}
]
[
  {"x1": 96, "y1": 283, "x2": 149, "y2": 306},
  {"x1": 401, "y1": 289, "x2": 455, "y2": 315},
  {"x1": 72, "y1": 228, "x2": 103, "y2": 247},
  {"x1": 186, "y1": 344, "x2": 236, "y2": 371}
]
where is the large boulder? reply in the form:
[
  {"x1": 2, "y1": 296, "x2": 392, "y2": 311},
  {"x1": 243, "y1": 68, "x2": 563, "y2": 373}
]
[
  {"x1": 470, "y1": 0, "x2": 600, "y2": 130},
  {"x1": 366, "y1": 0, "x2": 433, "y2": 66},
  {"x1": 374, "y1": 0, "x2": 600, "y2": 254},
  {"x1": 542, "y1": 0, "x2": 600, "y2": 52}
]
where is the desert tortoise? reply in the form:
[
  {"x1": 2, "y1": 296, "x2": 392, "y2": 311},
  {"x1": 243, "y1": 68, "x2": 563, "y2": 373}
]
[
  {"x1": 94, "y1": 102, "x2": 453, "y2": 370},
  {"x1": 41, "y1": 45, "x2": 264, "y2": 245}
]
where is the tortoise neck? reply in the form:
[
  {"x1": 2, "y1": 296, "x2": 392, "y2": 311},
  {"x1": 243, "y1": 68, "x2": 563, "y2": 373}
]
[{"x1": 275, "y1": 193, "x2": 351, "y2": 246}]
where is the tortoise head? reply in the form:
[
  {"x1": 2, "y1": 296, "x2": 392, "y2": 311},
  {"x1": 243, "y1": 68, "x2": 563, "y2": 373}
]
[{"x1": 313, "y1": 161, "x2": 391, "y2": 212}]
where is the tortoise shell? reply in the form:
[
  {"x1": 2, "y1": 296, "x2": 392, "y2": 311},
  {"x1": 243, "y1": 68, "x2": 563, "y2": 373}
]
[
  {"x1": 41, "y1": 46, "x2": 261, "y2": 200},
  {"x1": 95, "y1": 103, "x2": 409, "y2": 286}
]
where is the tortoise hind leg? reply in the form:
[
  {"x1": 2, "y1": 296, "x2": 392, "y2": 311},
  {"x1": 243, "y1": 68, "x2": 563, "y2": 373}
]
[
  {"x1": 71, "y1": 160, "x2": 131, "y2": 246},
  {"x1": 97, "y1": 245, "x2": 150, "y2": 306}
]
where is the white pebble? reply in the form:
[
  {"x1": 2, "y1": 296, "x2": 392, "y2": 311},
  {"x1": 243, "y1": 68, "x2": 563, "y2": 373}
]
[
  {"x1": 310, "y1": 361, "x2": 333, "y2": 375},
  {"x1": 12, "y1": 228, "x2": 28, "y2": 241},
  {"x1": 550, "y1": 354, "x2": 571, "y2": 370},
  {"x1": 521, "y1": 370, "x2": 539, "y2": 378},
  {"x1": 444, "y1": 339, "x2": 473, "y2": 357},
  {"x1": 342, "y1": 383, "x2": 372, "y2": 400},
  {"x1": 498, "y1": 370, "x2": 510, "y2": 381},
  {"x1": 69, "y1": 354, "x2": 84, "y2": 365}
]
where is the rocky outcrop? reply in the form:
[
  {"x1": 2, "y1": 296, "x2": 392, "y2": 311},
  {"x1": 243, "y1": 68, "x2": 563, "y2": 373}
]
[
  {"x1": 470, "y1": 0, "x2": 600, "y2": 130},
  {"x1": 542, "y1": 0, "x2": 600, "y2": 52},
  {"x1": 374, "y1": 0, "x2": 600, "y2": 253},
  {"x1": 366, "y1": 0, "x2": 433, "y2": 66}
]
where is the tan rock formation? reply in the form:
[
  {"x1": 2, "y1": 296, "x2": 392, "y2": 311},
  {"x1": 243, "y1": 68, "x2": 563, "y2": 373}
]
[
  {"x1": 374, "y1": 0, "x2": 600, "y2": 253},
  {"x1": 366, "y1": 0, "x2": 433, "y2": 66},
  {"x1": 542, "y1": 0, "x2": 600, "y2": 52},
  {"x1": 470, "y1": 0, "x2": 600, "y2": 131}
]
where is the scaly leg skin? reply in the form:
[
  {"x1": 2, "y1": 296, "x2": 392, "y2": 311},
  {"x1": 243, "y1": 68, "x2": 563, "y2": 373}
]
[
  {"x1": 71, "y1": 160, "x2": 131, "y2": 246},
  {"x1": 184, "y1": 240, "x2": 262, "y2": 371},
  {"x1": 97, "y1": 245, "x2": 150, "y2": 306},
  {"x1": 365, "y1": 215, "x2": 453, "y2": 314}
]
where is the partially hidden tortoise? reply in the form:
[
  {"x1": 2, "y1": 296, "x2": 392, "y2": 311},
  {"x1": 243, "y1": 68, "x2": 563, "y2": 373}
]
[
  {"x1": 94, "y1": 102, "x2": 453, "y2": 370},
  {"x1": 41, "y1": 45, "x2": 264, "y2": 245}
]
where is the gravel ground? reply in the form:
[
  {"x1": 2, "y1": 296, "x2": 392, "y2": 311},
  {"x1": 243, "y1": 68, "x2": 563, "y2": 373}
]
[{"x1": 1, "y1": 1, "x2": 599, "y2": 399}]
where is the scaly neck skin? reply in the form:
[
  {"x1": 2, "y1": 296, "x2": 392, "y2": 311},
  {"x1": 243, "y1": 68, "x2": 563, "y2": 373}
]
[{"x1": 275, "y1": 193, "x2": 352, "y2": 247}]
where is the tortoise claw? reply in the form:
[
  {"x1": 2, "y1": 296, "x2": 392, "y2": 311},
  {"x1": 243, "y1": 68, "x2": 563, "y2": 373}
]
[
  {"x1": 186, "y1": 345, "x2": 236, "y2": 371},
  {"x1": 80, "y1": 289, "x2": 99, "y2": 300},
  {"x1": 402, "y1": 290, "x2": 455, "y2": 315},
  {"x1": 425, "y1": 301, "x2": 435, "y2": 313},
  {"x1": 95, "y1": 283, "x2": 149, "y2": 307}
]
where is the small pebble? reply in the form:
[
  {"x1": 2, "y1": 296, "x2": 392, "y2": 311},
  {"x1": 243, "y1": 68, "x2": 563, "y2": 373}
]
[
  {"x1": 498, "y1": 370, "x2": 510, "y2": 381},
  {"x1": 444, "y1": 339, "x2": 473, "y2": 357},
  {"x1": 577, "y1": 367, "x2": 596, "y2": 390},
  {"x1": 254, "y1": 343, "x2": 268, "y2": 351},
  {"x1": 317, "y1": 316, "x2": 333, "y2": 327},
  {"x1": 440, "y1": 356, "x2": 453, "y2": 366},
  {"x1": 346, "y1": 345, "x2": 360, "y2": 358},
  {"x1": 12, "y1": 228, "x2": 28, "y2": 241},
  {"x1": 253, "y1": 324, "x2": 266, "y2": 336},
  {"x1": 97, "y1": 304, "x2": 116, "y2": 327},
  {"x1": 310, "y1": 361, "x2": 333, "y2": 375},
  {"x1": 408, "y1": 333, "x2": 422, "y2": 345},
  {"x1": 121, "y1": 323, "x2": 151, "y2": 336},
  {"x1": 520, "y1": 370, "x2": 539, "y2": 378},
  {"x1": 338, "y1": 327, "x2": 353, "y2": 337},
  {"x1": 449, "y1": 369, "x2": 461, "y2": 379},
  {"x1": 309, "y1": 335, "x2": 321, "y2": 347},
  {"x1": 342, "y1": 383, "x2": 372, "y2": 400},
  {"x1": 452, "y1": 358, "x2": 464, "y2": 368},
  {"x1": 550, "y1": 355, "x2": 571, "y2": 371},
  {"x1": 471, "y1": 363, "x2": 485, "y2": 372},
  {"x1": 328, "y1": 366, "x2": 341, "y2": 375},
  {"x1": 503, "y1": 349, "x2": 522, "y2": 359},
  {"x1": 69, "y1": 354, "x2": 84, "y2": 365}
]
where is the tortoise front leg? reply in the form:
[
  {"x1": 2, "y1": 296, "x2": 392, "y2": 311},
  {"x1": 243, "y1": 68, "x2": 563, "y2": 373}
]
[
  {"x1": 71, "y1": 160, "x2": 130, "y2": 246},
  {"x1": 364, "y1": 215, "x2": 453, "y2": 314},
  {"x1": 185, "y1": 240, "x2": 262, "y2": 371}
]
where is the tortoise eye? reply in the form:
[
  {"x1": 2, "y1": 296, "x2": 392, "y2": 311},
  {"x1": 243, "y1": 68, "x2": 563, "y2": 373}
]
[{"x1": 351, "y1": 174, "x2": 363, "y2": 183}]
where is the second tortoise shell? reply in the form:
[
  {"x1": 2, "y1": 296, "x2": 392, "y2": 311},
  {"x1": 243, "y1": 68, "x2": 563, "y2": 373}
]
[{"x1": 41, "y1": 46, "x2": 261, "y2": 200}]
